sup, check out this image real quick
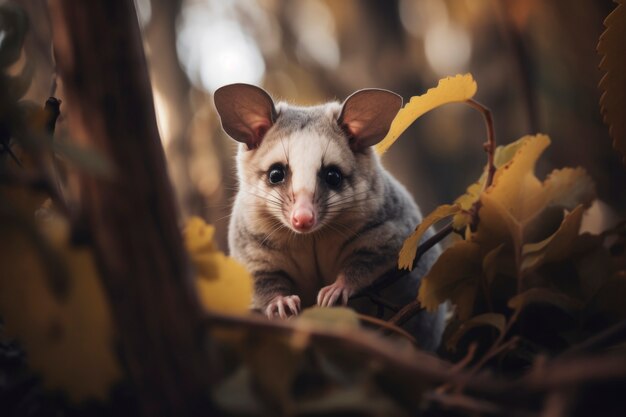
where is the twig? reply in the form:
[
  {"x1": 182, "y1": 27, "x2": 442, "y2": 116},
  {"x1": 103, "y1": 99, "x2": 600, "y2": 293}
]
[
  {"x1": 356, "y1": 313, "x2": 418, "y2": 346},
  {"x1": 436, "y1": 343, "x2": 479, "y2": 394},
  {"x1": 424, "y1": 391, "x2": 537, "y2": 417},
  {"x1": 1, "y1": 141, "x2": 23, "y2": 167},
  {"x1": 44, "y1": 97, "x2": 62, "y2": 135},
  {"x1": 389, "y1": 300, "x2": 424, "y2": 326},
  {"x1": 452, "y1": 309, "x2": 521, "y2": 394},
  {"x1": 464, "y1": 99, "x2": 497, "y2": 234},
  {"x1": 449, "y1": 342, "x2": 478, "y2": 374},
  {"x1": 204, "y1": 313, "x2": 626, "y2": 398},
  {"x1": 540, "y1": 389, "x2": 572, "y2": 417},
  {"x1": 466, "y1": 99, "x2": 496, "y2": 190},
  {"x1": 351, "y1": 222, "x2": 454, "y2": 301},
  {"x1": 561, "y1": 319, "x2": 626, "y2": 357},
  {"x1": 358, "y1": 292, "x2": 401, "y2": 313}
]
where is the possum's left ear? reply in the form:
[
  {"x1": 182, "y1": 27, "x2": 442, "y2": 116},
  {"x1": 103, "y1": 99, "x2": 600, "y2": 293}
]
[
  {"x1": 214, "y1": 83, "x2": 277, "y2": 150},
  {"x1": 338, "y1": 89, "x2": 402, "y2": 152}
]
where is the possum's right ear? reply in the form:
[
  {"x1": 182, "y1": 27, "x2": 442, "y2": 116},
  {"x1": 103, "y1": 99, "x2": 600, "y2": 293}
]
[{"x1": 213, "y1": 84, "x2": 277, "y2": 149}]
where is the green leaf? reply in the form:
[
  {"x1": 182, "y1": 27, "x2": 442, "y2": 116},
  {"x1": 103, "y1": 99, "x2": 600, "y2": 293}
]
[{"x1": 298, "y1": 306, "x2": 361, "y2": 329}]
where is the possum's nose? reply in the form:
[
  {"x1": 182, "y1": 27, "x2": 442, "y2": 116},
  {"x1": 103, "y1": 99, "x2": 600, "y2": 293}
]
[{"x1": 291, "y1": 201, "x2": 315, "y2": 232}]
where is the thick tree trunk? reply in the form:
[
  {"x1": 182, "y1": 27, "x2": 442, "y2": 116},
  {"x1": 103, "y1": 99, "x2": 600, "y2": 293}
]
[{"x1": 48, "y1": 1, "x2": 210, "y2": 415}]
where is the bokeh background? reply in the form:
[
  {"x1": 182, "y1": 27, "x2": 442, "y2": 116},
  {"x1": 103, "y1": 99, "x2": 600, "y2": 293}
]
[{"x1": 17, "y1": 0, "x2": 623, "y2": 250}]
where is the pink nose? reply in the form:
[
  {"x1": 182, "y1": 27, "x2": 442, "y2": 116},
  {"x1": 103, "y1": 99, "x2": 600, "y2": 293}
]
[{"x1": 291, "y1": 207, "x2": 315, "y2": 231}]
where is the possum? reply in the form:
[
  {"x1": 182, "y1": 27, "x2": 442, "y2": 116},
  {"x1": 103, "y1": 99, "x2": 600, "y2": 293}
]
[{"x1": 214, "y1": 84, "x2": 446, "y2": 350}]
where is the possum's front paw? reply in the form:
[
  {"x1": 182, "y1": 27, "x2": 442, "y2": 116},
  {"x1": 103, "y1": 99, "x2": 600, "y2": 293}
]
[
  {"x1": 317, "y1": 277, "x2": 354, "y2": 307},
  {"x1": 265, "y1": 295, "x2": 301, "y2": 319}
]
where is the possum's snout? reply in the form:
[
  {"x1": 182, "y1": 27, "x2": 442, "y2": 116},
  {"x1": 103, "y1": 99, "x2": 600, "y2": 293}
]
[{"x1": 290, "y1": 193, "x2": 316, "y2": 232}]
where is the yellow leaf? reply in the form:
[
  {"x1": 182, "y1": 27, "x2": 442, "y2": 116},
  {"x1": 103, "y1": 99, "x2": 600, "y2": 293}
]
[
  {"x1": 473, "y1": 135, "x2": 595, "y2": 251},
  {"x1": 0, "y1": 217, "x2": 121, "y2": 403},
  {"x1": 195, "y1": 251, "x2": 253, "y2": 315},
  {"x1": 542, "y1": 168, "x2": 596, "y2": 212},
  {"x1": 452, "y1": 137, "x2": 527, "y2": 230},
  {"x1": 482, "y1": 243, "x2": 516, "y2": 284},
  {"x1": 375, "y1": 74, "x2": 477, "y2": 155},
  {"x1": 474, "y1": 192, "x2": 522, "y2": 251},
  {"x1": 521, "y1": 205, "x2": 585, "y2": 271},
  {"x1": 418, "y1": 240, "x2": 482, "y2": 320},
  {"x1": 183, "y1": 216, "x2": 253, "y2": 314},
  {"x1": 398, "y1": 204, "x2": 460, "y2": 270},
  {"x1": 184, "y1": 216, "x2": 217, "y2": 265},
  {"x1": 598, "y1": 0, "x2": 626, "y2": 163}
]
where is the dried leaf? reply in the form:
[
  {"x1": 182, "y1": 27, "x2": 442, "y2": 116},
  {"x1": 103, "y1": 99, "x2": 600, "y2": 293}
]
[
  {"x1": 0, "y1": 217, "x2": 121, "y2": 402},
  {"x1": 398, "y1": 204, "x2": 460, "y2": 270},
  {"x1": 508, "y1": 288, "x2": 584, "y2": 314},
  {"x1": 521, "y1": 205, "x2": 585, "y2": 271},
  {"x1": 375, "y1": 74, "x2": 477, "y2": 155},
  {"x1": 446, "y1": 313, "x2": 506, "y2": 351},
  {"x1": 598, "y1": 0, "x2": 626, "y2": 163},
  {"x1": 418, "y1": 240, "x2": 482, "y2": 320},
  {"x1": 183, "y1": 216, "x2": 253, "y2": 315}
]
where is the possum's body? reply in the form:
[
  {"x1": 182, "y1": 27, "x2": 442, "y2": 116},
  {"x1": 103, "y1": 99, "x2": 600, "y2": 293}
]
[{"x1": 215, "y1": 85, "x2": 446, "y2": 350}]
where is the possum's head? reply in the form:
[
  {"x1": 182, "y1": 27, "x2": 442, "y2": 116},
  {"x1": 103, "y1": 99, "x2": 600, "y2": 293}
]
[{"x1": 214, "y1": 84, "x2": 401, "y2": 234}]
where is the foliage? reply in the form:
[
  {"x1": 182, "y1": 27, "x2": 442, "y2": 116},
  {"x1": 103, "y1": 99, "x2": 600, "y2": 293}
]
[
  {"x1": 184, "y1": 216, "x2": 253, "y2": 315},
  {"x1": 374, "y1": 74, "x2": 477, "y2": 155},
  {"x1": 598, "y1": 0, "x2": 626, "y2": 164},
  {"x1": 1, "y1": 2, "x2": 626, "y2": 416}
]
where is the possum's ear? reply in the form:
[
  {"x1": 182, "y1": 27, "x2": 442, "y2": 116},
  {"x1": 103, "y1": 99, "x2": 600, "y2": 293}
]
[
  {"x1": 214, "y1": 84, "x2": 277, "y2": 149},
  {"x1": 338, "y1": 89, "x2": 402, "y2": 152}
]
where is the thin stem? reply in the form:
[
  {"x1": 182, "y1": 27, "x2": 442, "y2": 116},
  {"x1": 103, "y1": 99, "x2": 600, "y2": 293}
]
[
  {"x1": 356, "y1": 314, "x2": 418, "y2": 346},
  {"x1": 351, "y1": 222, "x2": 454, "y2": 302},
  {"x1": 466, "y1": 99, "x2": 496, "y2": 190},
  {"x1": 389, "y1": 300, "x2": 424, "y2": 326}
]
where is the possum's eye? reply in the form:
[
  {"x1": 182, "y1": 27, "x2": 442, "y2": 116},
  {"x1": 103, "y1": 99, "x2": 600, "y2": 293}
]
[
  {"x1": 268, "y1": 163, "x2": 286, "y2": 184},
  {"x1": 324, "y1": 166, "x2": 343, "y2": 188}
]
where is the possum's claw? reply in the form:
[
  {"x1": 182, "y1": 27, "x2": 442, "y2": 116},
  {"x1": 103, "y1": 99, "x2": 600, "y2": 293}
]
[
  {"x1": 317, "y1": 278, "x2": 354, "y2": 307},
  {"x1": 266, "y1": 295, "x2": 301, "y2": 319}
]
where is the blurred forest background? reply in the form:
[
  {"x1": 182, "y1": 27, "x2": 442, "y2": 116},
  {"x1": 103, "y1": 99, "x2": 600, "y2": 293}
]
[{"x1": 15, "y1": 0, "x2": 623, "y2": 250}]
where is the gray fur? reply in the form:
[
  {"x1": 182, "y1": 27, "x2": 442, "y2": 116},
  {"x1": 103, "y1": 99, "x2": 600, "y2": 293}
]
[{"x1": 220, "y1": 91, "x2": 446, "y2": 350}]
